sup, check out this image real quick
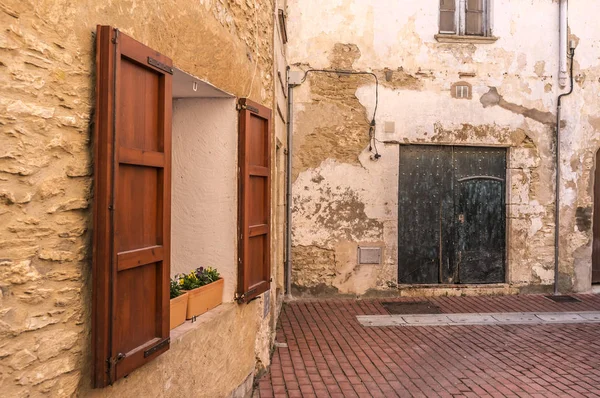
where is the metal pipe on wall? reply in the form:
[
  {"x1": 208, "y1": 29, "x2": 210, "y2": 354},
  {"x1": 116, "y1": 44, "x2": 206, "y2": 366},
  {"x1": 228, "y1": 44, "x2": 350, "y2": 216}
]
[
  {"x1": 555, "y1": 41, "x2": 575, "y2": 296},
  {"x1": 559, "y1": 0, "x2": 569, "y2": 87},
  {"x1": 285, "y1": 68, "x2": 294, "y2": 297}
]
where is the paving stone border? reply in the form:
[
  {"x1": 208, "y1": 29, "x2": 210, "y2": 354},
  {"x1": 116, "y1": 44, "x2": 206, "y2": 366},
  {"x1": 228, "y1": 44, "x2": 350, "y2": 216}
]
[{"x1": 357, "y1": 311, "x2": 600, "y2": 327}]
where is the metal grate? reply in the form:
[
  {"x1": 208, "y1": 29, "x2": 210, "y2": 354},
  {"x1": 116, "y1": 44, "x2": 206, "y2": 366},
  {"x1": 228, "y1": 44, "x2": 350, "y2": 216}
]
[
  {"x1": 545, "y1": 295, "x2": 581, "y2": 303},
  {"x1": 382, "y1": 301, "x2": 442, "y2": 315}
]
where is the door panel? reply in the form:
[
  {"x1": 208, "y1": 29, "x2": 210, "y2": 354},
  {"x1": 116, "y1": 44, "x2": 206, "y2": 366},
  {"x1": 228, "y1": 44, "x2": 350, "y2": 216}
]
[
  {"x1": 398, "y1": 145, "x2": 506, "y2": 285},
  {"x1": 454, "y1": 147, "x2": 506, "y2": 284},
  {"x1": 398, "y1": 146, "x2": 453, "y2": 284}
]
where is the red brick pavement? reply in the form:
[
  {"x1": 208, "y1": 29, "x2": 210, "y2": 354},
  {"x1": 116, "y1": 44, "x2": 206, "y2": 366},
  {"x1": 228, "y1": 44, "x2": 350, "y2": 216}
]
[{"x1": 256, "y1": 295, "x2": 600, "y2": 398}]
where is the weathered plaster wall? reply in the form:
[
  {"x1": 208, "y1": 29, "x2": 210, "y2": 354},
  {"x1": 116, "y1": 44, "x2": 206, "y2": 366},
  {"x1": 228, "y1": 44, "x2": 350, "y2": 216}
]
[
  {"x1": 287, "y1": 0, "x2": 600, "y2": 295},
  {"x1": 0, "y1": 0, "x2": 278, "y2": 396},
  {"x1": 172, "y1": 98, "x2": 238, "y2": 301}
]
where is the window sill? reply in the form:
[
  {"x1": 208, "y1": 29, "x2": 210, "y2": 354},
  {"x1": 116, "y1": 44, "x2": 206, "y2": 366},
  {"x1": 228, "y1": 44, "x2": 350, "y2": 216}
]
[
  {"x1": 170, "y1": 302, "x2": 233, "y2": 342},
  {"x1": 435, "y1": 34, "x2": 499, "y2": 44}
]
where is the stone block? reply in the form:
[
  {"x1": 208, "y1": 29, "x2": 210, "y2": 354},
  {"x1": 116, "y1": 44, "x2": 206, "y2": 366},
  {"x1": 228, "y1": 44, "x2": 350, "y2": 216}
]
[
  {"x1": 509, "y1": 147, "x2": 539, "y2": 169},
  {"x1": 17, "y1": 356, "x2": 76, "y2": 386},
  {"x1": 25, "y1": 313, "x2": 60, "y2": 331},
  {"x1": 35, "y1": 330, "x2": 79, "y2": 361},
  {"x1": 9, "y1": 349, "x2": 37, "y2": 370},
  {"x1": 38, "y1": 249, "x2": 75, "y2": 263},
  {"x1": 0, "y1": 260, "x2": 41, "y2": 286}
]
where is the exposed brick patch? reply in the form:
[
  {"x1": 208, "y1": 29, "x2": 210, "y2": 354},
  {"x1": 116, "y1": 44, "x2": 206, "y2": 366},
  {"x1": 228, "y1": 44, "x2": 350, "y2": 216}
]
[{"x1": 256, "y1": 295, "x2": 600, "y2": 397}]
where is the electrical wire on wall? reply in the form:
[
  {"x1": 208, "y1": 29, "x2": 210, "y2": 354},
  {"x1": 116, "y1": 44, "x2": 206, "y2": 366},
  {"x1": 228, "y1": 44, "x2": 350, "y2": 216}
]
[{"x1": 300, "y1": 69, "x2": 381, "y2": 160}]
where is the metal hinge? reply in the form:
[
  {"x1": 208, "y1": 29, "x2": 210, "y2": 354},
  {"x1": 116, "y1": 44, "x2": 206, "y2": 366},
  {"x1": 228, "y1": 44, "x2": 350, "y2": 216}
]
[
  {"x1": 107, "y1": 352, "x2": 125, "y2": 371},
  {"x1": 144, "y1": 338, "x2": 170, "y2": 358},
  {"x1": 112, "y1": 29, "x2": 119, "y2": 44},
  {"x1": 148, "y1": 57, "x2": 174, "y2": 75},
  {"x1": 234, "y1": 292, "x2": 245, "y2": 303},
  {"x1": 237, "y1": 103, "x2": 260, "y2": 115}
]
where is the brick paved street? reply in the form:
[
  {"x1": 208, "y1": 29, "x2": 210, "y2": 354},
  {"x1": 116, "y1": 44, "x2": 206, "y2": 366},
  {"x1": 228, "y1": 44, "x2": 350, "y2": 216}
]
[{"x1": 256, "y1": 295, "x2": 600, "y2": 398}]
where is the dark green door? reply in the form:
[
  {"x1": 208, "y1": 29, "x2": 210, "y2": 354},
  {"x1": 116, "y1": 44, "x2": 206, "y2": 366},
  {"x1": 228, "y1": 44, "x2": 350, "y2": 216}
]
[{"x1": 398, "y1": 145, "x2": 506, "y2": 284}]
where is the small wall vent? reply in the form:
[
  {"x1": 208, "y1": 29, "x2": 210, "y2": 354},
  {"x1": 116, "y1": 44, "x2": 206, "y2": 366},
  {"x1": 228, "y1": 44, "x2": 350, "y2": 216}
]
[{"x1": 358, "y1": 246, "x2": 382, "y2": 265}]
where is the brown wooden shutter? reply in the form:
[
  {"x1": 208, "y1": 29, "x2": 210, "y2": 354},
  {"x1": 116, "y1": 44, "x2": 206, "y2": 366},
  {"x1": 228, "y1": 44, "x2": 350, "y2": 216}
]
[
  {"x1": 237, "y1": 98, "x2": 272, "y2": 303},
  {"x1": 92, "y1": 26, "x2": 172, "y2": 388}
]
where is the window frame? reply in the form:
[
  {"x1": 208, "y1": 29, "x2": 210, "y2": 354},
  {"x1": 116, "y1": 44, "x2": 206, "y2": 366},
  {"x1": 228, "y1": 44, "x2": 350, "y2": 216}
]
[{"x1": 439, "y1": 0, "x2": 491, "y2": 37}]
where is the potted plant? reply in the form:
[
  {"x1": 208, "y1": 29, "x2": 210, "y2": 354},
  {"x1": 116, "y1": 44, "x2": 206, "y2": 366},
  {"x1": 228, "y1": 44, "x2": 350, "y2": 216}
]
[
  {"x1": 169, "y1": 278, "x2": 188, "y2": 330},
  {"x1": 177, "y1": 267, "x2": 224, "y2": 319}
]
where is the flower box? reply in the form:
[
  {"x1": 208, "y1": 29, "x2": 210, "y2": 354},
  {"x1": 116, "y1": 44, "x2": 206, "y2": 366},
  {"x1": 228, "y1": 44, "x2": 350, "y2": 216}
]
[
  {"x1": 185, "y1": 278, "x2": 224, "y2": 319},
  {"x1": 170, "y1": 292, "x2": 188, "y2": 330}
]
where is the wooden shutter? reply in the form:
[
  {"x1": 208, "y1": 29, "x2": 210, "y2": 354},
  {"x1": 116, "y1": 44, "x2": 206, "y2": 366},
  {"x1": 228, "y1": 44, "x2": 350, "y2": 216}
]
[
  {"x1": 92, "y1": 26, "x2": 172, "y2": 388},
  {"x1": 237, "y1": 98, "x2": 272, "y2": 303}
]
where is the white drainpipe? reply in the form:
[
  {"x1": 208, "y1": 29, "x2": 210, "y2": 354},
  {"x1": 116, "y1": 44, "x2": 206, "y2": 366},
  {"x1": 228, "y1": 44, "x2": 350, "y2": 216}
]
[{"x1": 559, "y1": 0, "x2": 568, "y2": 87}]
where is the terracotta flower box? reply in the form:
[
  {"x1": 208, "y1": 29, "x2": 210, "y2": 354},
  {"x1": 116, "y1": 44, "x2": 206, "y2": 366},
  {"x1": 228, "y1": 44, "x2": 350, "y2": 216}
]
[
  {"x1": 185, "y1": 278, "x2": 224, "y2": 319},
  {"x1": 170, "y1": 292, "x2": 188, "y2": 330}
]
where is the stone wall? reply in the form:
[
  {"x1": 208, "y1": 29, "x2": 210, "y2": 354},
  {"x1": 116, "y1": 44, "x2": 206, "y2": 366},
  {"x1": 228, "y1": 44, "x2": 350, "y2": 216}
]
[
  {"x1": 287, "y1": 0, "x2": 600, "y2": 295},
  {"x1": 0, "y1": 0, "x2": 279, "y2": 396}
]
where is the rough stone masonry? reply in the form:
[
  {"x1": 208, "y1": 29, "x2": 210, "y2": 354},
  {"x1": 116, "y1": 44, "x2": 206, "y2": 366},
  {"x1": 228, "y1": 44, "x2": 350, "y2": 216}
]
[{"x1": 0, "y1": 0, "x2": 281, "y2": 397}]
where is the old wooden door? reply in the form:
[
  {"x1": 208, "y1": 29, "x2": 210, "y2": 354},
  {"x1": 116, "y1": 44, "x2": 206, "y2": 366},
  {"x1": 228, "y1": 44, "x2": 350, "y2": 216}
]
[
  {"x1": 398, "y1": 145, "x2": 506, "y2": 284},
  {"x1": 593, "y1": 150, "x2": 600, "y2": 284}
]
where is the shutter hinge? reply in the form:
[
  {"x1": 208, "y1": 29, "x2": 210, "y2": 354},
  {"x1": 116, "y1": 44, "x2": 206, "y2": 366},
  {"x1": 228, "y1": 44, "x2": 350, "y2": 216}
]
[
  {"x1": 234, "y1": 292, "x2": 245, "y2": 303},
  {"x1": 148, "y1": 57, "x2": 174, "y2": 75},
  {"x1": 112, "y1": 29, "x2": 119, "y2": 44},
  {"x1": 144, "y1": 338, "x2": 170, "y2": 358},
  {"x1": 236, "y1": 103, "x2": 260, "y2": 115},
  {"x1": 107, "y1": 352, "x2": 125, "y2": 371}
]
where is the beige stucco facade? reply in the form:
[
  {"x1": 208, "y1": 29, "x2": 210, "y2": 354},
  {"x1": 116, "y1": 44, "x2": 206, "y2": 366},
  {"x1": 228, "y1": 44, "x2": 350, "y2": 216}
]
[
  {"x1": 288, "y1": 0, "x2": 600, "y2": 296},
  {"x1": 0, "y1": 0, "x2": 287, "y2": 397}
]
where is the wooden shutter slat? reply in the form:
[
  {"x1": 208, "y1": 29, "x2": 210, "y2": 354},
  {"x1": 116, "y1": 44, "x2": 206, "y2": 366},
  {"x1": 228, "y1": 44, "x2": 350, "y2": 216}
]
[
  {"x1": 93, "y1": 25, "x2": 172, "y2": 388},
  {"x1": 119, "y1": 147, "x2": 165, "y2": 167},
  {"x1": 117, "y1": 245, "x2": 164, "y2": 271},
  {"x1": 249, "y1": 224, "x2": 269, "y2": 237},
  {"x1": 249, "y1": 165, "x2": 269, "y2": 177},
  {"x1": 237, "y1": 98, "x2": 272, "y2": 303}
]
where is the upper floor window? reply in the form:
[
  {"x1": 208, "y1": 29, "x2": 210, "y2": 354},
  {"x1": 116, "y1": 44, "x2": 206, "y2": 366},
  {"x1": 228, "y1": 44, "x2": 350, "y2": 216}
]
[{"x1": 440, "y1": 0, "x2": 490, "y2": 36}]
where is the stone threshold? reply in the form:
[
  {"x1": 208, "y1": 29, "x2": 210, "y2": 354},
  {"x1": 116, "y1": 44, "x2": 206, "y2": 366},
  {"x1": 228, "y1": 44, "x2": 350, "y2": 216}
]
[
  {"x1": 396, "y1": 283, "x2": 521, "y2": 297},
  {"x1": 357, "y1": 311, "x2": 600, "y2": 327}
]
